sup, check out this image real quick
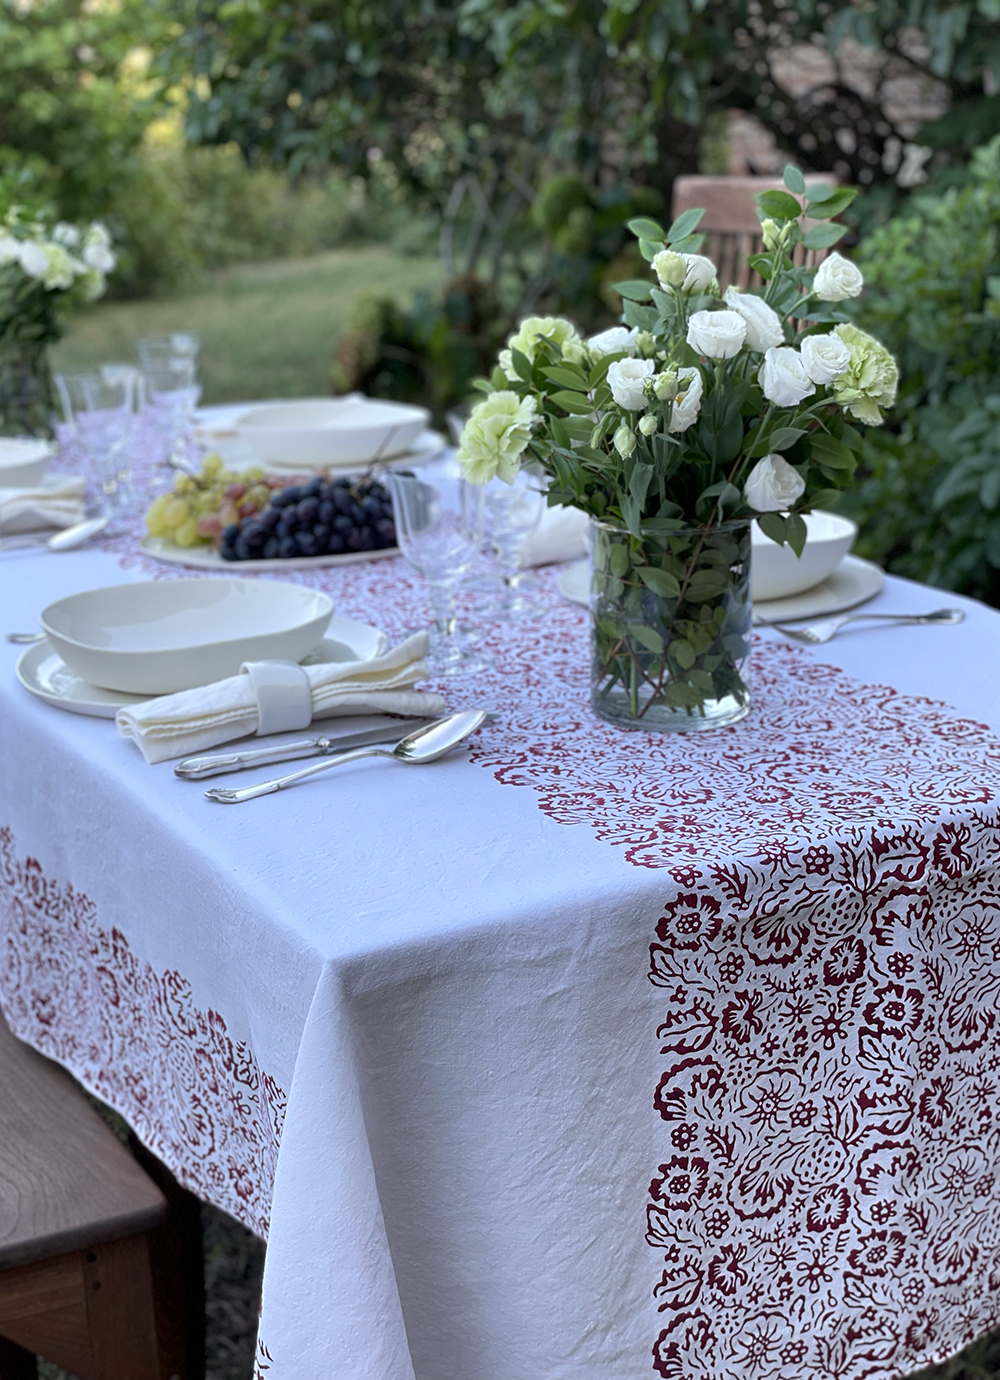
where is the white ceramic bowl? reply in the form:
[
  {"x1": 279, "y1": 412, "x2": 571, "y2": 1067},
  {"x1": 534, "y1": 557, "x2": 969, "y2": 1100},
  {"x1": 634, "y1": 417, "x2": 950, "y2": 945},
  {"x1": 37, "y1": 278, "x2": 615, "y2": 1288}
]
[
  {"x1": 235, "y1": 397, "x2": 430, "y2": 469},
  {"x1": 751, "y1": 510, "x2": 857, "y2": 601},
  {"x1": 41, "y1": 579, "x2": 333, "y2": 695},
  {"x1": 0, "y1": 437, "x2": 55, "y2": 489}
]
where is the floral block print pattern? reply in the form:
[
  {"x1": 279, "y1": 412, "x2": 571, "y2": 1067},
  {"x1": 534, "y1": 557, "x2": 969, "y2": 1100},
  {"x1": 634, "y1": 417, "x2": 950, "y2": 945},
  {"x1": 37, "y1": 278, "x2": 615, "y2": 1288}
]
[{"x1": 0, "y1": 826, "x2": 284, "y2": 1239}]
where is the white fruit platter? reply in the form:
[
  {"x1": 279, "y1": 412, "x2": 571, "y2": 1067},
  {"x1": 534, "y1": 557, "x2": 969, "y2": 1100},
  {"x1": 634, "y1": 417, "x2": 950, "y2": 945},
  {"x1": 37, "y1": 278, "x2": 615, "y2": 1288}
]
[{"x1": 141, "y1": 536, "x2": 399, "y2": 573}]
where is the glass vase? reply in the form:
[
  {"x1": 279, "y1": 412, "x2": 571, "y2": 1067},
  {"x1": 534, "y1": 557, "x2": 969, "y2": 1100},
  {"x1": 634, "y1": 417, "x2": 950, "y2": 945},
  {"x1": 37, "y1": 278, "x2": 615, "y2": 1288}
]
[
  {"x1": 0, "y1": 338, "x2": 56, "y2": 438},
  {"x1": 589, "y1": 518, "x2": 752, "y2": 732}
]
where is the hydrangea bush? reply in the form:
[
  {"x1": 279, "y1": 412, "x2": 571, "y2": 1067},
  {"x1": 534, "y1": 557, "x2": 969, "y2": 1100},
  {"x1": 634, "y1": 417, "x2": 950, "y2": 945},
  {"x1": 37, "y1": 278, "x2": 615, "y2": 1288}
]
[{"x1": 456, "y1": 168, "x2": 899, "y2": 728}]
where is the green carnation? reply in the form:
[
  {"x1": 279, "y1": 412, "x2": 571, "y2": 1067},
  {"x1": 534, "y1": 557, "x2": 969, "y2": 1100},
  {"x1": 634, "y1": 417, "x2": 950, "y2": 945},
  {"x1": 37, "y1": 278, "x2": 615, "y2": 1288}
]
[
  {"x1": 833, "y1": 324, "x2": 899, "y2": 425},
  {"x1": 499, "y1": 315, "x2": 585, "y2": 380},
  {"x1": 456, "y1": 391, "x2": 537, "y2": 484}
]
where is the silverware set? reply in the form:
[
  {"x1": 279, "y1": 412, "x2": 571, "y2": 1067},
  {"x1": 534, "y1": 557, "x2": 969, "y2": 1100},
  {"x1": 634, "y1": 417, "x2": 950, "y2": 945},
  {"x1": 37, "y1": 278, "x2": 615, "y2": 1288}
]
[
  {"x1": 756, "y1": 606, "x2": 965, "y2": 644},
  {"x1": 0, "y1": 515, "x2": 109, "y2": 554}
]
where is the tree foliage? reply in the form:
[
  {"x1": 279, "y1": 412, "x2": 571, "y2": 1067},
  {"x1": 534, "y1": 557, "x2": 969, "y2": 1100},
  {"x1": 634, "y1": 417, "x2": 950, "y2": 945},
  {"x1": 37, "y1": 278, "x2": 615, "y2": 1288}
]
[{"x1": 160, "y1": 0, "x2": 1000, "y2": 213}]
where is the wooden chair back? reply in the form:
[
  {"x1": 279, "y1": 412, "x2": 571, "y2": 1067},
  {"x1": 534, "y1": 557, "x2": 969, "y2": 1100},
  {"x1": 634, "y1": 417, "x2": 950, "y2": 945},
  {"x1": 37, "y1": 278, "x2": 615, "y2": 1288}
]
[{"x1": 671, "y1": 175, "x2": 838, "y2": 289}]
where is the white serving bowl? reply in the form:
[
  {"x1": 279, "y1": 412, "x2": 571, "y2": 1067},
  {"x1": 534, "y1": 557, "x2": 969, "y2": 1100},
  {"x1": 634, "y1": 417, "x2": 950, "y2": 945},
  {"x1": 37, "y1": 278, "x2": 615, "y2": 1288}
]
[
  {"x1": 751, "y1": 510, "x2": 857, "y2": 602},
  {"x1": 235, "y1": 397, "x2": 430, "y2": 469},
  {"x1": 41, "y1": 579, "x2": 333, "y2": 695},
  {"x1": 0, "y1": 437, "x2": 55, "y2": 489}
]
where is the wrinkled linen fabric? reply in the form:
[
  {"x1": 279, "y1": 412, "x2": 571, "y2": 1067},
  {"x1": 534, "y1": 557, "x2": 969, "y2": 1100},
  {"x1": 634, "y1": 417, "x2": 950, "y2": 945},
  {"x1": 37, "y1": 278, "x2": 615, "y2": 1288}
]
[
  {"x1": 115, "y1": 630, "x2": 445, "y2": 763},
  {"x1": 0, "y1": 475, "x2": 86, "y2": 532},
  {"x1": 5, "y1": 420, "x2": 1000, "y2": 1380}
]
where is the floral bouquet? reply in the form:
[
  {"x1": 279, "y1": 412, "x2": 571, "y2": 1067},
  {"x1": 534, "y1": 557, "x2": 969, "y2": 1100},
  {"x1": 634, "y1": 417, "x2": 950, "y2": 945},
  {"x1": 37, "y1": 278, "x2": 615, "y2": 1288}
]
[
  {"x1": 456, "y1": 166, "x2": 898, "y2": 732},
  {"x1": 0, "y1": 199, "x2": 115, "y2": 435}
]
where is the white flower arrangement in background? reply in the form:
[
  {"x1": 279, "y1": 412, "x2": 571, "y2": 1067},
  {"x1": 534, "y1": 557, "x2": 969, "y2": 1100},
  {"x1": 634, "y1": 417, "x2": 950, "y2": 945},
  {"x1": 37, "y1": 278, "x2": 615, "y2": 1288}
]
[{"x1": 0, "y1": 203, "x2": 116, "y2": 342}]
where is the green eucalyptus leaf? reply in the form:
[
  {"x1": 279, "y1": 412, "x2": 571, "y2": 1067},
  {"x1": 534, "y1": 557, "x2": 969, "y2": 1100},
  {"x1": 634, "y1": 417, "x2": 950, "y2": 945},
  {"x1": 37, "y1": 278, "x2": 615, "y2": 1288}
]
[
  {"x1": 757, "y1": 511, "x2": 788, "y2": 545},
  {"x1": 670, "y1": 638, "x2": 696, "y2": 669},
  {"x1": 549, "y1": 390, "x2": 594, "y2": 415},
  {"x1": 667, "y1": 207, "x2": 705, "y2": 242},
  {"x1": 543, "y1": 365, "x2": 589, "y2": 389},
  {"x1": 638, "y1": 237, "x2": 662, "y2": 262},
  {"x1": 782, "y1": 164, "x2": 806, "y2": 195},
  {"x1": 802, "y1": 222, "x2": 848, "y2": 250},
  {"x1": 756, "y1": 189, "x2": 803, "y2": 221},
  {"x1": 810, "y1": 432, "x2": 856, "y2": 470},
  {"x1": 769, "y1": 426, "x2": 808, "y2": 451},
  {"x1": 490, "y1": 366, "x2": 507, "y2": 390},
  {"x1": 785, "y1": 512, "x2": 808, "y2": 556},
  {"x1": 613, "y1": 279, "x2": 654, "y2": 302},
  {"x1": 685, "y1": 569, "x2": 729, "y2": 600},
  {"x1": 609, "y1": 543, "x2": 630, "y2": 578},
  {"x1": 805, "y1": 187, "x2": 858, "y2": 219},
  {"x1": 630, "y1": 623, "x2": 664, "y2": 653},
  {"x1": 627, "y1": 215, "x2": 667, "y2": 242},
  {"x1": 636, "y1": 566, "x2": 681, "y2": 598},
  {"x1": 510, "y1": 347, "x2": 533, "y2": 383}
]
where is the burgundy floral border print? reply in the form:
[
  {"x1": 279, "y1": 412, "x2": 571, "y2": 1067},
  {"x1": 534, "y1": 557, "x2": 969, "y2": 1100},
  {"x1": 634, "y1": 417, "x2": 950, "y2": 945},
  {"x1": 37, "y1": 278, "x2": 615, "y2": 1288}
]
[{"x1": 0, "y1": 825, "x2": 285, "y2": 1240}]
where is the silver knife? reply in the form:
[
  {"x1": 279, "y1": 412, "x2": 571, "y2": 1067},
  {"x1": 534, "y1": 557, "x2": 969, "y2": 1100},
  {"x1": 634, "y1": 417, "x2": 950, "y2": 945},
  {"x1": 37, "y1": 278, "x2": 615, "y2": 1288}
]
[{"x1": 174, "y1": 719, "x2": 437, "y2": 780}]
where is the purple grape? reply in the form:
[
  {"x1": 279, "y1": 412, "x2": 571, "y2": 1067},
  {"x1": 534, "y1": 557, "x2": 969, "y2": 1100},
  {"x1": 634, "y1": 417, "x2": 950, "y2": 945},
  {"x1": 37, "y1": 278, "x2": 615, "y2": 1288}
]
[
  {"x1": 297, "y1": 497, "x2": 320, "y2": 523},
  {"x1": 295, "y1": 531, "x2": 319, "y2": 557},
  {"x1": 318, "y1": 499, "x2": 334, "y2": 523},
  {"x1": 278, "y1": 536, "x2": 297, "y2": 558},
  {"x1": 263, "y1": 536, "x2": 280, "y2": 559}
]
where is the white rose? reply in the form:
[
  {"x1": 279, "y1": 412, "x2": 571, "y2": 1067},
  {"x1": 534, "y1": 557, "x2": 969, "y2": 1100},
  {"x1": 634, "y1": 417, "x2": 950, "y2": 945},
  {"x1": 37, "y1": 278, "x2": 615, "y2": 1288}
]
[
  {"x1": 0, "y1": 234, "x2": 20, "y2": 266},
  {"x1": 759, "y1": 346, "x2": 816, "y2": 407},
  {"x1": 681, "y1": 253, "x2": 718, "y2": 293},
  {"x1": 16, "y1": 240, "x2": 48, "y2": 279},
  {"x1": 613, "y1": 424, "x2": 636, "y2": 457},
  {"x1": 652, "y1": 249, "x2": 686, "y2": 288},
  {"x1": 607, "y1": 356, "x2": 655, "y2": 411},
  {"x1": 53, "y1": 222, "x2": 81, "y2": 249},
  {"x1": 668, "y1": 367, "x2": 704, "y2": 434},
  {"x1": 744, "y1": 453, "x2": 806, "y2": 513},
  {"x1": 686, "y1": 308, "x2": 746, "y2": 359},
  {"x1": 812, "y1": 251, "x2": 863, "y2": 302},
  {"x1": 587, "y1": 325, "x2": 637, "y2": 357},
  {"x1": 724, "y1": 287, "x2": 784, "y2": 353},
  {"x1": 800, "y1": 332, "x2": 852, "y2": 386},
  {"x1": 82, "y1": 239, "x2": 116, "y2": 274}
]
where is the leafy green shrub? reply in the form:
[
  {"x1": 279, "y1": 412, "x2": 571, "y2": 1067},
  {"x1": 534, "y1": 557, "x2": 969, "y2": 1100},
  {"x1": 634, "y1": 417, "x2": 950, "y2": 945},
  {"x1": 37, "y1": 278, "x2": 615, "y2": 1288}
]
[{"x1": 841, "y1": 137, "x2": 1000, "y2": 604}]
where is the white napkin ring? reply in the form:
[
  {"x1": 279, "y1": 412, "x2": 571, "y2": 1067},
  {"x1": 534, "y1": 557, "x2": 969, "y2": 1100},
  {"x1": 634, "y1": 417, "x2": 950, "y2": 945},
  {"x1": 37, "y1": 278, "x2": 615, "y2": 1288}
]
[{"x1": 241, "y1": 660, "x2": 313, "y2": 736}]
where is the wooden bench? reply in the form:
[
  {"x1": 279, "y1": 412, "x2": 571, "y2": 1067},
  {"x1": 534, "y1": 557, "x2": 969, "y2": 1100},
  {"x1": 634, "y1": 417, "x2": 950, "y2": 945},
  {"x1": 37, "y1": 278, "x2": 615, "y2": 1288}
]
[
  {"x1": 671, "y1": 174, "x2": 838, "y2": 288},
  {"x1": 0, "y1": 1010, "x2": 201, "y2": 1379}
]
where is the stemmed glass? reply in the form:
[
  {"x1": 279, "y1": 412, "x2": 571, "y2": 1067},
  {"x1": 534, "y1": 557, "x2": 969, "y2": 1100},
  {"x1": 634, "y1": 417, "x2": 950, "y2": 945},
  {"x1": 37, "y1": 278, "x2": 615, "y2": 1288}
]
[
  {"x1": 55, "y1": 368, "x2": 137, "y2": 527},
  {"x1": 136, "y1": 336, "x2": 202, "y2": 468},
  {"x1": 384, "y1": 460, "x2": 491, "y2": 677}
]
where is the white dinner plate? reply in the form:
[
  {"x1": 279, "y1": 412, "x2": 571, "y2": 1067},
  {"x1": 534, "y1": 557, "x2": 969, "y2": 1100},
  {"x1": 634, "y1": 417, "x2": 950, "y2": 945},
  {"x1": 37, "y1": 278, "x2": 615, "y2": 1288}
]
[
  {"x1": 16, "y1": 619, "x2": 389, "y2": 719},
  {"x1": 557, "y1": 554, "x2": 885, "y2": 621},
  {"x1": 141, "y1": 536, "x2": 400, "y2": 573}
]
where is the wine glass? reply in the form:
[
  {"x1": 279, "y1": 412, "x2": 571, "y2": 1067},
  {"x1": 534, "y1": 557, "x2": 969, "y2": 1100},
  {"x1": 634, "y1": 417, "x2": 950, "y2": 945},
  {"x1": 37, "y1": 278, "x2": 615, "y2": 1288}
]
[
  {"x1": 55, "y1": 367, "x2": 137, "y2": 526},
  {"x1": 384, "y1": 460, "x2": 491, "y2": 677},
  {"x1": 136, "y1": 336, "x2": 202, "y2": 468}
]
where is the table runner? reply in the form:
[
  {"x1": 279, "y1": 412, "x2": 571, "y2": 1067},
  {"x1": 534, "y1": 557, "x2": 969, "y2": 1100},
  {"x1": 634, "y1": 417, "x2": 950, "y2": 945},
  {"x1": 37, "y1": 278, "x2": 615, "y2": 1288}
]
[{"x1": 3, "y1": 429, "x2": 1000, "y2": 1380}]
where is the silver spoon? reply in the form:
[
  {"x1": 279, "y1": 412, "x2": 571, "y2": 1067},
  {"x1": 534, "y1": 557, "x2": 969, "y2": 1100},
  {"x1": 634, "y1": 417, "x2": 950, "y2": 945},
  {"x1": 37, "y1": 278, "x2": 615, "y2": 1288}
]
[
  {"x1": 204, "y1": 710, "x2": 488, "y2": 804},
  {"x1": 6, "y1": 631, "x2": 45, "y2": 645},
  {"x1": 0, "y1": 515, "x2": 109, "y2": 555}
]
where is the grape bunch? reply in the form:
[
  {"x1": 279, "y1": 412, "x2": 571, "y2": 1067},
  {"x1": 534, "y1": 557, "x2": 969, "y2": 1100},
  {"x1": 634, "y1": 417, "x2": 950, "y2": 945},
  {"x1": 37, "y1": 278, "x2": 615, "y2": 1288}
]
[
  {"x1": 220, "y1": 475, "x2": 397, "y2": 561},
  {"x1": 146, "y1": 454, "x2": 275, "y2": 548}
]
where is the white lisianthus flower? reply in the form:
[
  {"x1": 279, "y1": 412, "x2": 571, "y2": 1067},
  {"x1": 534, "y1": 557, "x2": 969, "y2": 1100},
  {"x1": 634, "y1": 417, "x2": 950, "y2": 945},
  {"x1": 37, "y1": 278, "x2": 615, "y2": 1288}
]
[
  {"x1": 760, "y1": 218, "x2": 783, "y2": 252},
  {"x1": 832, "y1": 324, "x2": 899, "y2": 424},
  {"x1": 800, "y1": 332, "x2": 852, "y2": 386},
  {"x1": 53, "y1": 222, "x2": 81, "y2": 249},
  {"x1": 39, "y1": 242, "x2": 78, "y2": 290},
  {"x1": 16, "y1": 240, "x2": 49, "y2": 280},
  {"x1": 681, "y1": 253, "x2": 718, "y2": 293},
  {"x1": 81, "y1": 268, "x2": 107, "y2": 302},
  {"x1": 812, "y1": 251, "x2": 863, "y2": 302},
  {"x1": 607, "y1": 356, "x2": 655, "y2": 410},
  {"x1": 635, "y1": 330, "x2": 656, "y2": 357},
  {"x1": 638, "y1": 414, "x2": 658, "y2": 436},
  {"x1": 613, "y1": 423, "x2": 636, "y2": 457},
  {"x1": 653, "y1": 368, "x2": 679, "y2": 401},
  {"x1": 724, "y1": 287, "x2": 784, "y2": 353},
  {"x1": 499, "y1": 315, "x2": 586, "y2": 380},
  {"x1": 652, "y1": 249, "x2": 686, "y2": 288},
  {"x1": 456, "y1": 391, "x2": 537, "y2": 485},
  {"x1": 668, "y1": 367, "x2": 704, "y2": 434},
  {"x1": 744, "y1": 453, "x2": 806, "y2": 513},
  {"x1": 0, "y1": 234, "x2": 20, "y2": 266},
  {"x1": 587, "y1": 325, "x2": 637, "y2": 357},
  {"x1": 687, "y1": 309, "x2": 746, "y2": 359},
  {"x1": 759, "y1": 346, "x2": 816, "y2": 406}
]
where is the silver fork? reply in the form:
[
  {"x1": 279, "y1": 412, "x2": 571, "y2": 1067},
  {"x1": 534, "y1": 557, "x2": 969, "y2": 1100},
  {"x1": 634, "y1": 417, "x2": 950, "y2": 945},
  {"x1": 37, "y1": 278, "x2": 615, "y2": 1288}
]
[{"x1": 761, "y1": 607, "x2": 965, "y2": 645}]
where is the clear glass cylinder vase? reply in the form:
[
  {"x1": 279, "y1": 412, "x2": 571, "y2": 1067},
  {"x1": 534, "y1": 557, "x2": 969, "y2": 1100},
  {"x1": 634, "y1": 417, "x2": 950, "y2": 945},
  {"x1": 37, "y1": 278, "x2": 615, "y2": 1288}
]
[
  {"x1": 589, "y1": 518, "x2": 752, "y2": 733},
  {"x1": 0, "y1": 338, "x2": 56, "y2": 438}
]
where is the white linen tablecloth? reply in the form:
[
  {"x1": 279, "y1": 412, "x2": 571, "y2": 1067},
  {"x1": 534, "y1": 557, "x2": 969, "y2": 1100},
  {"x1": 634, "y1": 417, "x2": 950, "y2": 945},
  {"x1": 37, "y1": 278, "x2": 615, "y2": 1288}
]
[{"x1": 4, "y1": 453, "x2": 1000, "y2": 1380}]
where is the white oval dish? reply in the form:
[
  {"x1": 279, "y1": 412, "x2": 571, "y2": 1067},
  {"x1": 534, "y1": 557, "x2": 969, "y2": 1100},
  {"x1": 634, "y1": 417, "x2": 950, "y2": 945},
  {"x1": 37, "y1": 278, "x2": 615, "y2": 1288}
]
[
  {"x1": 17, "y1": 620, "x2": 385, "y2": 718},
  {"x1": 141, "y1": 535, "x2": 398, "y2": 573},
  {"x1": 751, "y1": 510, "x2": 857, "y2": 601},
  {"x1": 0, "y1": 437, "x2": 55, "y2": 489},
  {"x1": 235, "y1": 397, "x2": 430, "y2": 468},
  {"x1": 40, "y1": 579, "x2": 333, "y2": 695}
]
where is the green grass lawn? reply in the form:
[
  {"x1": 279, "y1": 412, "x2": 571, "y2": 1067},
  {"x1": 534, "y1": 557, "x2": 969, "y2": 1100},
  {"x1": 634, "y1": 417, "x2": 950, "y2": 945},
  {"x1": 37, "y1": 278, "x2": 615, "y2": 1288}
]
[{"x1": 52, "y1": 247, "x2": 443, "y2": 405}]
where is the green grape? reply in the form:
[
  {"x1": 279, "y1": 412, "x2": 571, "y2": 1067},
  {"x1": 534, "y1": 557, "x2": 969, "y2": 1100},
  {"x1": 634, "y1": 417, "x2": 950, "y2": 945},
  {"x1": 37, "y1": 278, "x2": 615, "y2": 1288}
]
[
  {"x1": 173, "y1": 516, "x2": 200, "y2": 547},
  {"x1": 163, "y1": 497, "x2": 190, "y2": 530},
  {"x1": 145, "y1": 494, "x2": 172, "y2": 537}
]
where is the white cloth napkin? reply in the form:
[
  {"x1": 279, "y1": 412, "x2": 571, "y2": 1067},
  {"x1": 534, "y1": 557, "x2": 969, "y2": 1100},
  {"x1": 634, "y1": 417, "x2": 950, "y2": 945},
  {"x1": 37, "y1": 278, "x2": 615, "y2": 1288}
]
[
  {"x1": 116, "y1": 632, "x2": 446, "y2": 764},
  {"x1": 0, "y1": 477, "x2": 86, "y2": 534},
  {"x1": 519, "y1": 504, "x2": 588, "y2": 568}
]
